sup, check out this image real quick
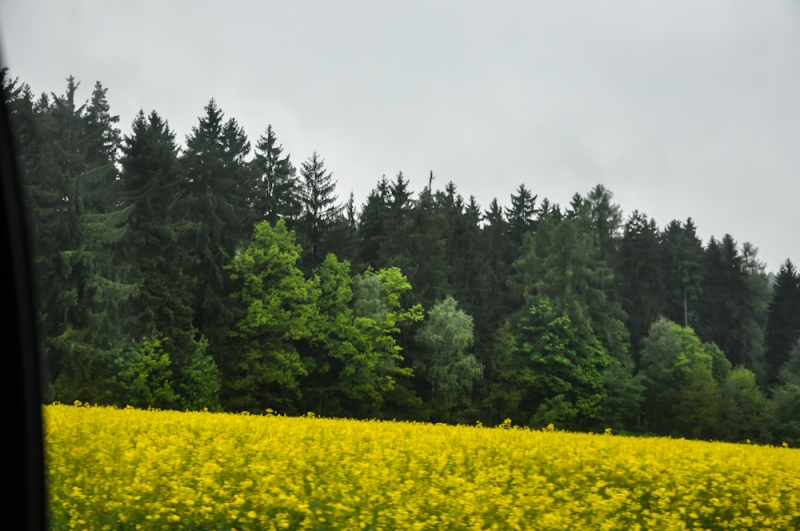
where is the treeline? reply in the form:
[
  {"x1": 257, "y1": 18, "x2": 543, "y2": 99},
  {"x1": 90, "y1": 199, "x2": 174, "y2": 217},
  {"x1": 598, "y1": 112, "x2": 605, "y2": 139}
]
[{"x1": 4, "y1": 71, "x2": 800, "y2": 444}]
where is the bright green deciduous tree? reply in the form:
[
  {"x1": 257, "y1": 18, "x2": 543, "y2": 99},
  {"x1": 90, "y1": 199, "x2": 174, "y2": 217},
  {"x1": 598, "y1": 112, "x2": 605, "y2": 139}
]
[
  {"x1": 414, "y1": 296, "x2": 482, "y2": 422},
  {"x1": 303, "y1": 258, "x2": 423, "y2": 416},
  {"x1": 718, "y1": 367, "x2": 772, "y2": 443},
  {"x1": 640, "y1": 318, "x2": 721, "y2": 438},
  {"x1": 224, "y1": 220, "x2": 317, "y2": 411}
]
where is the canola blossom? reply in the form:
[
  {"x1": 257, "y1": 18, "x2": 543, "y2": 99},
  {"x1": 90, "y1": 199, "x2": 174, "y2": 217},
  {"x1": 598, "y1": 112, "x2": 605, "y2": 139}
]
[{"x1": 45, "y1": 404, "x2": 800, "y2": 530}]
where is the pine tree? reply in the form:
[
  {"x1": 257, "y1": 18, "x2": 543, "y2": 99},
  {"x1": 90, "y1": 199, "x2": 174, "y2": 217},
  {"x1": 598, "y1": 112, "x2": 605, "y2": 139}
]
[
  {"x1": 505, "y1": 184, "x2": 537, "y2": 246},
  {"x1": 250, "y1": 125, "x2": 301, "y2": 227},
  {"x1": 697, "y1": 235, "x2": 770, "y2": 375},
  {"x1": 37, "y1": 77, "x2": 134, "y2": 402},
  {"x1": 660, "y1": 218, "x2": 704, "y2": 328},
  {"x1": 616, "y1": 210, "x2": 664, "y2": 362},
  {"x1": 182, "y1": 100, "x2": 250, "y2": 337},
  {"x1": 119, "y1": 111, "x2": 198, "y2": 368},
  {"x1": 298, "y1": 152, "x2": 343, "y2": 272},
  {"x1": 356, "y1": 177, "x2": 390, "y2": 270},
  {"x1": 83, "y1": 81, "x2": 122, "y2": 170},
  {"x1": 385, "y1": 182, "x2": 450, "y2": 308},
  {"x1": 581, "y1": 184, "x2": 622, "y2": 261},
  {"x1": 765, "y1": 259, "x2": 800, "y2": 384}
]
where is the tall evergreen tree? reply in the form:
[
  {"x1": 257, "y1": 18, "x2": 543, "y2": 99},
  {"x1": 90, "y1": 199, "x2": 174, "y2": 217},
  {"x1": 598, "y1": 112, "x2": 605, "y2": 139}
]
[
  {"x1": 298, "y1": 152, "x2": 342, "y2": 272},
  {"x1": 505, "y1": 184, "x2": 537, "y2": 246},
  {"x1": 581, "y1": 184, "x2": 622, "y2": 261},
  {"x1": 119, "y1": 111, "x2": 197, "y2": 365},
  {"x1": 765, "y1": 259, "x2": 800, "y2": 384},
  {"x1": 384, "y1": 182, "x2": 450, "y2": 308},
  {"x1": 37, "y1": 77, "x2": 134, "y2": 402},
  {"x1": 696, "y1": 235, "x2": 770, "y2": 376},
  {"x1": 616, "y1": 210, "x2": 664, "y2": 362},
  {"x1": 356, "y1": 177, "x2": 390, "y2": 270},
  {"x1": 182, "y1": 99, "x2": 250, "y2": 337},
  {"x1": 250, "y1": 125, "x2": 300, "y2": 227},
  {"x1": 660, "y1": 218, "x2": 704, "y2": 328}
]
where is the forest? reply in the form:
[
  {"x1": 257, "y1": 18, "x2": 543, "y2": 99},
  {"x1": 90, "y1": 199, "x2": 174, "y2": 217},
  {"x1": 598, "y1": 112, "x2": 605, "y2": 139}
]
[{"x1": 3, "y1": 70, "x2": 800, "y2": 445}]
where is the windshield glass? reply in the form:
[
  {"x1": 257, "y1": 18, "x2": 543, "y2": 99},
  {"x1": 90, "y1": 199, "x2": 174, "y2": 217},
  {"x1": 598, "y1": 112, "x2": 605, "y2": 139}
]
[{"x1": 2, "y1": 2, "x2": 800, "y2": 530}]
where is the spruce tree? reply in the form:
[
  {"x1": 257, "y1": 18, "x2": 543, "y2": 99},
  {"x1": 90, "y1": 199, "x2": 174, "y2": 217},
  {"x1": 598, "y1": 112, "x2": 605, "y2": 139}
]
[
  {"x1": 616, "y1": 210, "x2": 664, "y2": 363},
  {"x1": 697, "y1": 235, "x2": 770, "y2": 375},
  {"x1": 765, "y1": 259, "x2": 800, "y2": 384},
  {"x1": 660, "y1": 218, "x2": 704, "y2": 328},
  {"x1": 182, "y1": 100, "x2": 250, "y2": 338},
  {"x1": 250, "y1": 125, "x2": 301, "y2": 227},
  {"x1": 298, "y1": 152, "x2": 343, "y2": 272},
  {"x1": 38, "y1": 77, "x2": 134, "y2": 402},
  {"x1": 119, "y1": 111, "x2": 198, "y2": 368},
  {"x1": 505, "y1": 184, "x2": 537, "y2": 246},
  {"x1": 356, "y1": 177, "x2": 390, "y2": 270}
]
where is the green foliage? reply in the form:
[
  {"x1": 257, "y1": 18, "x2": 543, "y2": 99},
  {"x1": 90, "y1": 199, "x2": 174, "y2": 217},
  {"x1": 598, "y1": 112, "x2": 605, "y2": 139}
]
[
  {"x1": 718, "y1": 367, "x2": 772, "y2": 443},
  {"x1": 352, "y1": 273, "x2": 389, "y2": 323},
  {"x1": 514, "y1": 217, "x2": 629, "y2": 366},
  {"x1": 705, "y1": 342, "x2": 732, "y2": 384},
  {"x1": 413, "y1": 296, "x2": 481, "y2": 421},
  {"x1": 112, "y1": 337, "x2": 178, "y2": 409},
  {"x1": 224, "y1": 220, "x2": 317, "y2": 411},
  {"x1": 765, "y1": 260, "x2": 800, "y2": 384},
  {"x1": 178, "y1": 335, "x2": 221, "y2": 411},
  {"x1": 304, "y1": 259, "x2": 423, "y2": 416},
  {"x1": 601, "y1": 356, "x2": 645, "y2": 433},
  {"x1": 514, "y1": 298, "x2": 609, "y2": 430},
  {"x1": 640, "y1": 318, "x2": 720, "y2": 437},
  {"x1": 298, "y1": 152, "x2": 344, "y2": 271},
  {"x1": 616, "y1": 210, "x2": 664, "y2": 362},
  {"x1": 9, "y1": 71, "x2": 797, "y2": 444}
]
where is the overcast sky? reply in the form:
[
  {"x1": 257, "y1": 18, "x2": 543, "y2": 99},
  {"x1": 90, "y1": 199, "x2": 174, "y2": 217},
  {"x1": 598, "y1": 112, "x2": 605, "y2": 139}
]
[{"x1": 1, "y1": 1, "x2": 798, "y2": 271}]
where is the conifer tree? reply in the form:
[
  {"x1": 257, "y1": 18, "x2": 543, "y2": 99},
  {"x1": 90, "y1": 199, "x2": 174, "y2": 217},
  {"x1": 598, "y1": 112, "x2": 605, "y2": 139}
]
[
  {"x1": 182, "y1": 100, "x2": 250, "y2": 338},
  {"x1": 697, "y1": 235, "x2": 770, "y2": 375},
  {"x1": 660, "y1": 218, "x2": 704, "y2": 328},
  {"x1": 765, "y1": 259, "x2": 800, "y2": 384},
  {"x1": 119, "y1": 111, "x2": 199, "y2": 368},
  {"x1": 505, "y1": 184, "x2": 537, "y2": 246},
  {"x1": 250, "y1": 125, "x2": 301, "y2": 227},
  {"x1": 581, "y1": 184, "x2": 622, "y2": 260},
  {"x1": 616, "y1": 210, "x2": 664, "y2": 362},
  {"x1": 356, "y1": 177, "x2": 390, "y2": 270},
  {"x1": 38, "y1": 77, "x2": 134, "y2": 402},
  {"x1": 298, "y1": 152, "x2": 343, "y2": 272}
]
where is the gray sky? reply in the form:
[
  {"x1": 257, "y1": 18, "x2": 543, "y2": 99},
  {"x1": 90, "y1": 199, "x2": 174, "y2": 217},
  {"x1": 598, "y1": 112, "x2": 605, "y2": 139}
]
[{"x1": 1, "y1": 1, "x2": 798, "y2": 271}]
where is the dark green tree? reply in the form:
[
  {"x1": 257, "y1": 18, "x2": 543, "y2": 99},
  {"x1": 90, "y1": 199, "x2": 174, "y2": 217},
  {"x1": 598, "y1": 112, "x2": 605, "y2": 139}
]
[
  {"x1": 765, "y1": 259, "x2": 800, "y2": 384},
  {"x1": 616, "y1": 210, "x2": 664, "y2": 363},
  {"x1": 298, "y1": 152, "x2": 343, "y2": 272},
  {"x1": 513, "y1": 297, "x2": 609, "y2": 430},
  {"x1": 117, "y1": 111, "x2": 219, "y2": 409},
  {"x1": 696, "y1": 235, "x2": 770, "y2": 378},
  {"x1": 660, "y1": 218, "x2": 704, "y2": 328},
  {"x1": 250, "y1": 125, "x2": 301, "y2": 227},
  {"x1": 356, "y1": 177, "x2": 390, "y2": 270},
  {"x1": 42, "y1": 77, "x2": 135, "y2": 403},
  {"x1": 505, "y1": 184, "x2": 537, "y2": 246}
]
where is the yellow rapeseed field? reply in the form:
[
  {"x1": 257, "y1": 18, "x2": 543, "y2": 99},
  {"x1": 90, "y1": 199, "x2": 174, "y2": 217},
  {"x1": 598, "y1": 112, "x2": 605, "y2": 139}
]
[{"x1": 45, "y1": 404, "x2": 800, "y2": 530}]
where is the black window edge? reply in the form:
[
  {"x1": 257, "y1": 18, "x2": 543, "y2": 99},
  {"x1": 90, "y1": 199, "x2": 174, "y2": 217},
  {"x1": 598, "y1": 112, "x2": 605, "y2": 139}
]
[{"x1": 0, "y1": 70, "x2": 47, "y2": 529}]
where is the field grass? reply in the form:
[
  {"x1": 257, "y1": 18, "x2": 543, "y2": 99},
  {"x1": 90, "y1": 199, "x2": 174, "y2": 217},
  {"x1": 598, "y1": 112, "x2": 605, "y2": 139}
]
[{"x1": 44, "y1": 404, "x2": 800, "y2": 530}]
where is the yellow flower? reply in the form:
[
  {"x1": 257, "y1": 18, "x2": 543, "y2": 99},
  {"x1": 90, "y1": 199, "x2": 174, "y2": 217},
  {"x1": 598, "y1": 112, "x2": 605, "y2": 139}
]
[{"x1": 43, "y1": 404, "x2": 800, "y2": 530}]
